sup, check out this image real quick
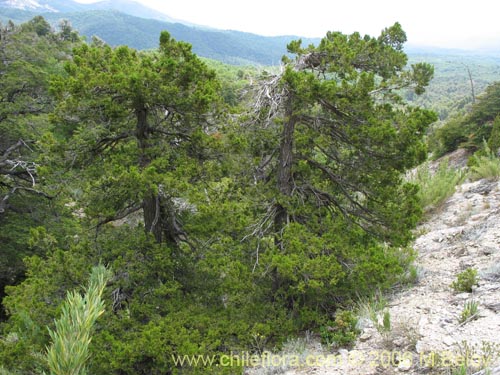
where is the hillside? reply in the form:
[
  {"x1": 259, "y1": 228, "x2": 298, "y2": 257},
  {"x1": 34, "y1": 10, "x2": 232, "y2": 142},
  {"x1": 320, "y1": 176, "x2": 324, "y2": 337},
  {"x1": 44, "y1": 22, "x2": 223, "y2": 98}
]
[
  {"x1": 407, "y1": 52, "x2": 500, "y2": 120},
  {"x1": 0, "y1": 7, "x2": 319, "y2": 65},
  {"x1": 1, "y1": 12, "x2": 499, "y2": 375},
  {"x1": 0, "y1": 0, "x2": 184, "y2": 22},
  {"x1": 247, "y1": 154, "x2": 500, "y2": 374}
]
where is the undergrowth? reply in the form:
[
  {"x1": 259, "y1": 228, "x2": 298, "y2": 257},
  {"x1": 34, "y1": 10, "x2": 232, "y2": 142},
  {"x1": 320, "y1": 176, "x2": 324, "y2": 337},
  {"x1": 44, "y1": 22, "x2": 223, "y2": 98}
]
[{"x1": 412, "y1": 160, "x2": 464, "y2": 213}]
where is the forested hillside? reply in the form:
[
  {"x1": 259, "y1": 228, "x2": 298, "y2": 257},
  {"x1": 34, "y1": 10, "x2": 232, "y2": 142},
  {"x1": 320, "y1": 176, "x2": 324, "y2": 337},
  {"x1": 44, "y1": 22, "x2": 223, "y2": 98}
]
[
  {"x1": 0, "y1": 7, "x2": 320, "y2": 65},
  {"x1": 0, "y1": 16, "x2": 499, "y2": 375},
  {"x1": 407, "y1": 53, "x2": 500, "y2": 120}
]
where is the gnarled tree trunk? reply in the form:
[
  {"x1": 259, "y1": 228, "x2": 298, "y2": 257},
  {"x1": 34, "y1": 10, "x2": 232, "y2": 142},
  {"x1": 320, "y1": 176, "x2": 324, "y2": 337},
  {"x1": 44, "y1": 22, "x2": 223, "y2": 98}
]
[
  {"x1": 136, "y1": 107, "x2": 181, "y2": 246},
  {"x1": 274, "y1": 97, "x2": 296, "y2": 246}
]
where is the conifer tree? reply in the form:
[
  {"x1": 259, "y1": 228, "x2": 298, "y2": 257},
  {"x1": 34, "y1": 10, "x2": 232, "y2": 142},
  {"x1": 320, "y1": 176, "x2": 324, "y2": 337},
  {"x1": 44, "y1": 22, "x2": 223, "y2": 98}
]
[
  {"x1": 251, "y1": 23, "x2": 437, "y2": 302},
  {"x1": 51, "y1": 32, "x2": 221, "y2": 245}
]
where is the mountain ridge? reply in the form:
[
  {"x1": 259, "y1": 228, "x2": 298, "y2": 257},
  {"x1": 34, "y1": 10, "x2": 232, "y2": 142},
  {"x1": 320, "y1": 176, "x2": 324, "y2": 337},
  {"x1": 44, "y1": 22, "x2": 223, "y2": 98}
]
[
  {"x1": 0, "y1": 6, "x2": 321, "y2": 65},
  {"x1": 1, "y1": 0, "x2": 499, "y2": 65},
  {"x1": 0, "y1": 0, "x2": 186, "y2": 22}
]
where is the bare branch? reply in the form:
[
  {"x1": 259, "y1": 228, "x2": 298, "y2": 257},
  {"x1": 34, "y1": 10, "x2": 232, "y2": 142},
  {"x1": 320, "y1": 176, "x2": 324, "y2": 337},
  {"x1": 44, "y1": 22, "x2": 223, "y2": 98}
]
[
  {"x1": 242, "y1": 203, "x2": 278, "y2": 242},
  {"x1": 94, "y1": 203, "x2": 143, "y2": 229},
  {"x1": 1, "y1": 139, "x2": 34, "y2": 162},
  {"x1": 0, "y1": 185, "x2": 53, "y2": 214},
  {"x1": 250, "y1": 69, "x2": 288, "y2": 126},
  {"x1": 92, "y1": 131, "x2": 133, "y2": 154},
  {"x1": 302, "y1": 157, "x2": 377, "y2": 219}
]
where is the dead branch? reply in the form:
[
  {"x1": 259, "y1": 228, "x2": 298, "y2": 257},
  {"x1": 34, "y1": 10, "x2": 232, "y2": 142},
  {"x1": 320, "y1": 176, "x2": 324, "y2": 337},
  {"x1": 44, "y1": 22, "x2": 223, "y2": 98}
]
[
  {"x1": 92, "y1": 131, "x2": 133, "y2": 154},
  {"x1": 251, "y1": 69, "x2": 288, "y2": 126},
  {"x1": 0, "y1": 185, "x2": 53, "y2": 214},
  {"x1": 1, "y1": 139, "x2": 33, "y2": 161},
  {"x1": 94, "y1": 202, "x2": 143, "y2": 229}
]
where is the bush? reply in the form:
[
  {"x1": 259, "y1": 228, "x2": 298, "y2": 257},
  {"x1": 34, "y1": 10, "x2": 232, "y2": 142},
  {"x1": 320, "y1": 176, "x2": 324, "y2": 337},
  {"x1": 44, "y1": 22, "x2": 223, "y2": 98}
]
[
  {"x1": 46, "y1": 265, "x2": 112, "y2": 375},
  {"x1": 320, "y1": 310, "x2": 360, "y2": 348},
  {"x1": 450, "y1": 268, "x2": 479, "y2": 293},
  {"x1": 412, "y1": 161, "x2": 464, "y2": 212},
  {"x1": 430, "y1": 118, "x2": 471, "y2": 157},
  {"x1": 458, "y1": 300, "x2": 479, "y2": 324},
  {"x1": 429, "y1": 82, "x2": 500, "y2": 157},
  {"x1": 487, "y1": 115, "x2": 500, "y2": 153},
  {"x1": 469, "y1": 142, "x2": 500, "y2": 181}
]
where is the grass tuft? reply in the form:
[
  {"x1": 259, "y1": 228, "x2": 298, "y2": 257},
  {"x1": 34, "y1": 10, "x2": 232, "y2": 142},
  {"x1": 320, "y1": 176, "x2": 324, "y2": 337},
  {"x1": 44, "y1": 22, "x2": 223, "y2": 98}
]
[{"x1": 412, "y1": 160, "x2": 464, "y2": 213}]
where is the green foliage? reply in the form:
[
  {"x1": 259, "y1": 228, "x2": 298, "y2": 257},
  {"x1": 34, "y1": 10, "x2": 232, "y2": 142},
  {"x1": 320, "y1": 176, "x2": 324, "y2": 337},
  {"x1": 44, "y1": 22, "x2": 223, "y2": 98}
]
[
  {"x1": 428, "y1": 117, "x2": 472, "y2": 157},
  {"x1": 23, "y1": 15, "x2": 51, "y2": 36},
  {"x1": 469, "y1": 82, "x2": 500, "y2": 125},
  {"x1": 0, "y1": 17, "x2": 81, "y2": 319},
  {"x1": 487, "y1": 115, "x2": 500, "y2": 153},
  {"x1": 0, "y1": 20, "x2": 439, "y2": 375},
  {"x1": 0, "y1": 244, "x2": 94, "y2": 370},
  {"x1": 458, "y1": 300, "x2": 479, "y2": 324},
  {"x1": 428, "y1": 81, "x2": 500, "y2": 156},
  {"x1": 469, "y1": 142, "x2": 500, "y2": 181},
  {"x1": 320, "y1": 310, "x2": 360, "y2": 348},
  {"x1": 46, "y1": 265, "x2": 112, "y2": 375},
  {"x1": 382, "y1": 310, "x2": 391, "y2": 332},
  {"x1": 412, "y1": 160, "x2": 464, "y2": 212},
  {"x1": 451, "y1": 268, "x2": 479, "y2": 293}
]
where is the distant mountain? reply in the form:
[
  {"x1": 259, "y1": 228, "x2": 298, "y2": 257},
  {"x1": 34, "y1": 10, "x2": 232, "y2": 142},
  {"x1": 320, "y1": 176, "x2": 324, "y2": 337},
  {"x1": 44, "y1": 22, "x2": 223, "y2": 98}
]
[
  {"x1": 0, "y1": 7, "x2": 320, "y2": 65},
  {"x1": 73, "y1": 0, "x2": 187, "y2": 24},
  {"x1": 0, "y1": 0, "x2": 187, "y2": 23}
]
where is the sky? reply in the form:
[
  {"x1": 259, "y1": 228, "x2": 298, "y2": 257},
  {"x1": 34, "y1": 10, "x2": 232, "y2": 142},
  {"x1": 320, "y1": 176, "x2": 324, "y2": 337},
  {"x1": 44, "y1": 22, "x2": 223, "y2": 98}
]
[{"x1": 74, "y1": 0, "x2": 500, "y2": 50}]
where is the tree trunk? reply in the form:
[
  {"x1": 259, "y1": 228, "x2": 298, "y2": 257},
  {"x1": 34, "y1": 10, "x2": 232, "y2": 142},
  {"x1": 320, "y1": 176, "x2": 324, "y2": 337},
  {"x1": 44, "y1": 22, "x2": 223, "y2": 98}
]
[
  {"x1": 136, "y1": 108, "x2": 150, "y2": 168},
  {"x1": 272, "y1": 98, "x2": 296, "y2": 296},
  {"x1": 136, "y1": 108, "x2": 160, "y2": 240},
  {"x1": 135, "y1": 107, "x2": 182, "y2": 246},
  {"x1": 274, "y1": 98, "x2": 296, "y2": 245},
  {"x1": 143, "y1": 193, "x2": 163, "y2": 243}
]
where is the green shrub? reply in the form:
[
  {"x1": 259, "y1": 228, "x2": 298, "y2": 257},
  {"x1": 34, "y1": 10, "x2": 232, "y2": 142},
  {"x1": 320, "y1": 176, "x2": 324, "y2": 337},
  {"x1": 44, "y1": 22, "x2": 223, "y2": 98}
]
[
  {"x1": 459, "y1": 300, "x2": 479, "y2": 324},
  {"x1": 469, "y1": 142, "x2": 500, "y2": 181},
  {"x1": 46, "y1": 265, "x2": 112, "y2": 375},
  {"x1": 320, "y1": 310, "x2": 360, "y2": 348},
  {"x1": 487, "y1": 115, "x2": 500, "y2": 153},
  {"x1": 451, "y1": 268, "x2": 479, "y2": 293},
  {"x1": 412, "y1": 161, "x2": 464, "y2": 212},
  {"x1": 429, "y1": 117, "x2": 471, "y2": 157},
  {"x1": 452, "y1": 364, "x2": 468, "y2": 375}
]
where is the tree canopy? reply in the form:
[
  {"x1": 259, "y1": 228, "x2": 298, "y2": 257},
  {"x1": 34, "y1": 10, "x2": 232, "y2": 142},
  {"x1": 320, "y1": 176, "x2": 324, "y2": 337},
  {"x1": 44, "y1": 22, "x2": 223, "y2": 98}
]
[
  {"x1": 429, "y1": 81, "x2": 500, "y2": 156},
  {"x1": 243, "y1": 22, "x2": 436, "y2": 311},
  {"x1": 0, "y1": 18, "x2": 445, "y2": 375},
  {"x1": 50, "y1": 31, "x2": 221, "y2": 245}
]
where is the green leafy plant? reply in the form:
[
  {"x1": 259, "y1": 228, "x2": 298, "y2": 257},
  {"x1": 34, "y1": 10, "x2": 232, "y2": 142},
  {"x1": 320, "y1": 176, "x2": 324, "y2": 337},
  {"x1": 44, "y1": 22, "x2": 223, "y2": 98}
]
[
  {"x1": 459, "y1": 300, "x2": 479, "y2": 324},
  {"x1": 45, "y1": 265, "x2": 112, "y2": 375},
  {"x1": 382, "y1": 310, "x2": 391, "y2": 332},
  {"x1": 451, "y1": 268, "x2": 479, "y2": 293},
  {"x1": 469, "y1": 141, "x2": 500, "y2": 181},
  {"x1": 412, "y1": 160, "x2": 464, "y2": 212},
  {"x1": 320, "y1": 310, "x2": 360, "y2": 348},
  {"x1": 429, "y1": 117, "x2": 471, "y2": 157},
  {"x1": 487, "y1": 115, "x2": 500, "y2": 153},
  {"x1": 452, "y1": 364, "x2": 468, "y2": 375}
]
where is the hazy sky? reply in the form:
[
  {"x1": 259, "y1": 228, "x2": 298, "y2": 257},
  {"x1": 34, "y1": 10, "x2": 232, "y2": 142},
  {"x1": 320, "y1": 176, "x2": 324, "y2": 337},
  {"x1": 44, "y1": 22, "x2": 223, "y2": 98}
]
[{"x1": 74, "y1": 0, "x2": 500, "y2": 50}]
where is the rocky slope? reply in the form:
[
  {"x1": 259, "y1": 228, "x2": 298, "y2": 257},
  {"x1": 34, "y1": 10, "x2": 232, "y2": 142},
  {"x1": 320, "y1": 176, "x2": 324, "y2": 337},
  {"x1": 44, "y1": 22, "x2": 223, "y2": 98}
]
[{"x1": 247, "y1": 176, "x2": 500, "y2": 375}]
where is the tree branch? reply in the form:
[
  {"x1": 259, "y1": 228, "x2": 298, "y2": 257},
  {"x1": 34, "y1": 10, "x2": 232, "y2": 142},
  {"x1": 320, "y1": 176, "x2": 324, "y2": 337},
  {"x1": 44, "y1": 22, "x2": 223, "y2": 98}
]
[
  {"x1": 1, "y1": 139, "x2": 34, "y2": 162},
  {"x1": 94, "y1": 202, "x2": 143, "y2": 229},
  {"x1": 92, "y1": 131, "x2": 133, "y2": 154},
  {"x1": 0, "y1": 185, "x2": 53, "y2": 214}
]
